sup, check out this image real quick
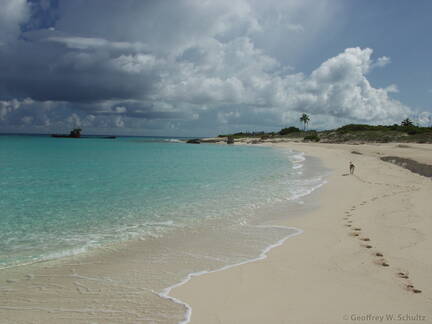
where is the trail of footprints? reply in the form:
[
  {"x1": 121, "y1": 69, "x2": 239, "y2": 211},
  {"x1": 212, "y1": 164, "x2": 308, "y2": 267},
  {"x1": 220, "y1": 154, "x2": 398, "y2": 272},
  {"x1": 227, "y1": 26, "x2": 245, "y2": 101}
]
[{"x1": 343, "y1": 192, "x2": 422, "y2": 294}]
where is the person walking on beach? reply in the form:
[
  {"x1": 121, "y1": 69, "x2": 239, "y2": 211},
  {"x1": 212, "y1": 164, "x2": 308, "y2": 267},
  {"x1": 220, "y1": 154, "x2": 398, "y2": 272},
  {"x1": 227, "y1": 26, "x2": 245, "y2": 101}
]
[{"x1": 349, "y1": 161, "x2": 355, "y2": 175}]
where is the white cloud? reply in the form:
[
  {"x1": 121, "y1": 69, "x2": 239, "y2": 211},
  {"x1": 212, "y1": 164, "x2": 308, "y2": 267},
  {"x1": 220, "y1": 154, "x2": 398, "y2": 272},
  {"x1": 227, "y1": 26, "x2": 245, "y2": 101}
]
[
  {"x1": 66, "y1": 113, "x2": 81, "y2": 127},
  {"x1": 46, "y1": 36, "x2": 148, "y2": 51},
  {"x1": 152, "y1": 46, "x2": 411, "y2": 126},
  {"x1": 113, "y1": 116, "x2": 125, "y2": 127},
  {"x1": 417, "y1": 112, "x2": 431, "y2": 126},
  {"x1": 0, "y1": 99, "x2": 19, "y2": 120},
  {"x1": 373, "y1": 56, "x2": 391, "y2": 68},
  {"x1": 218, "y1": 111, "x2": 241, "y2": 124},
  {"x1": 115, "y1": 106, "x2": 127, "y2": 113},
  {"x1": 292, "y1": 48, "x2": 408, "y2": 122},
  {"x1": 111, "y1": 54, "x2": 161, "y2": 74},
  {"x1": 0, "y1": 0, "x2": 30, "y2": 43},
  {"x1": 385, "y1": 84, "x2": 399, "y2": 93}
]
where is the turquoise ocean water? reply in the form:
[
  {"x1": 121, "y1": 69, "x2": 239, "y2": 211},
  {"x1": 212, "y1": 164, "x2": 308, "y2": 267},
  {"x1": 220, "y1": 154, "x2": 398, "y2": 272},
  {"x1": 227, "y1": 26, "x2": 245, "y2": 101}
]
[{"x1": 0, "y1": 135, "x2": 325, "y2": 269}]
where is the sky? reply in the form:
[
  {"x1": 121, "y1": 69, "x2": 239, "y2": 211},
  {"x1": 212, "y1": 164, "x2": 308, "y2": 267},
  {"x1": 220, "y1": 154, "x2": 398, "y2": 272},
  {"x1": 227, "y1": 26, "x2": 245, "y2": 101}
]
[{"x1": 0, "y1": 0, "x2": 431, "y2": 136}]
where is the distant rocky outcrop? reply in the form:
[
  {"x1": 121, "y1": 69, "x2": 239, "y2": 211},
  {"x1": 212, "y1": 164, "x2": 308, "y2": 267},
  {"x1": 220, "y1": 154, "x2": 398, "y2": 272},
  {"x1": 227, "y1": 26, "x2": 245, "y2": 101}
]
[
  {"x1": 227, "y1": 136, "x2": 234, "y2": 144},
  {"x1": 186, "y1": 138, "x2": 201, "y2": 144}
]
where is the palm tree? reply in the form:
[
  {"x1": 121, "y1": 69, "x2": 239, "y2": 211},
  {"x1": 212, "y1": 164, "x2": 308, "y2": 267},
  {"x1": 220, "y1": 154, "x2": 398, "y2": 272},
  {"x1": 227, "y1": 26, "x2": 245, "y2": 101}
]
[
  {"x1": 401, "y1": 118, "x2": 413, "y2": 127},
  {"x1": 299, "y1": 113, "x2": 310, "y2": 131}
]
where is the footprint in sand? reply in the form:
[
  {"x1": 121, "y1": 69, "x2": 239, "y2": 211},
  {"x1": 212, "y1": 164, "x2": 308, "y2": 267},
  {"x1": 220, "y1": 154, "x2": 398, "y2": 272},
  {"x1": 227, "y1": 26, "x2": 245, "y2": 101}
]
[
  {"x1": 397, "y1": 272, "x2": 409, "y2": 279},
  {"x1": 353, "y1": 227, "x2": 361, "y2": 231},
  {"x1": 345, "y1": 224, "x2": 352, "y2": 227},
  {"x1": 359, "y1": 237, "x2": 370, "y2": 241},
  {"x1": 374, "y1": 258, "x2": 390, "y2": 267},
  {"x1": 405, "y1": 284, "x2": 422, "y2": 294},
  {"x1": 362, "y1": 244, "x2": 372, "y2": 249},
  {"x1": 396, "y1": 272, "x2": 422, "y2": 294},
  {"x1": 375, "y1": 252, "x2": 384, "y2": 257},
  {"x1": 349, "y1": 232, "x2": 359, "y2": 237}
]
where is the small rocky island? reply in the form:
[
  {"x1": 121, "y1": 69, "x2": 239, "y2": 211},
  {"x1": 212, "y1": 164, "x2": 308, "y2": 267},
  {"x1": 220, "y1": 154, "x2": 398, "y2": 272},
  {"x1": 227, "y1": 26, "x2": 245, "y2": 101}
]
[
  {"x1": 52, "y1": 128, "x2": 83, "y2": 138},
  {"x1": 51, "y1": 128, "x2": 116, "y2": 139}
]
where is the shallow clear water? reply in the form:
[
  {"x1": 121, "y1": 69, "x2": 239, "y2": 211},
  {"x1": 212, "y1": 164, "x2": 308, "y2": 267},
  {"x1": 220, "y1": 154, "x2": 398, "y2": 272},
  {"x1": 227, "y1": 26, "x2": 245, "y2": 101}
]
[{"x1": 0, "y1": 135, "x2": 324, "y2": 268}]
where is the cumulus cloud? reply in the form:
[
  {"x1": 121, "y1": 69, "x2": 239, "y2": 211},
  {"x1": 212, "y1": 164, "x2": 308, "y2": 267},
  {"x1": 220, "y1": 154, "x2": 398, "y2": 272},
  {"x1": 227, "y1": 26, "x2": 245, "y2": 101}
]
[
  {"x1": 291, "y1": 48, "x2": 409, "y2": 123},
  {"x1": 0, "y1": 0, "x2": 428, "y2": 135},
  {"x1": 153, "y1": 46, "x2": 411, "y2": 125}
]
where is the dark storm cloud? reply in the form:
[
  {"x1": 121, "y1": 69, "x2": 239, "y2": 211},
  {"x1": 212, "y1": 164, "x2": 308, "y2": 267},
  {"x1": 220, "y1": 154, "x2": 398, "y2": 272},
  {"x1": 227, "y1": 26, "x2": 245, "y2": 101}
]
[
  {"x1": 23, "y1": 0, "x2": 59, "y2": 31},
  {"x1": 0, "y1": 33, "x2": 158, "y2": 102}
]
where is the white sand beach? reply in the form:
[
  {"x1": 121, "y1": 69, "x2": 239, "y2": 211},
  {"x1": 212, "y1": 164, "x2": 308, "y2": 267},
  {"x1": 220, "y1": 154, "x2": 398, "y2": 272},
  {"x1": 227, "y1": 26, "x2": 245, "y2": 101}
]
[{"x1": 172, "y1": 142, "x2": 432, "y2": 324}]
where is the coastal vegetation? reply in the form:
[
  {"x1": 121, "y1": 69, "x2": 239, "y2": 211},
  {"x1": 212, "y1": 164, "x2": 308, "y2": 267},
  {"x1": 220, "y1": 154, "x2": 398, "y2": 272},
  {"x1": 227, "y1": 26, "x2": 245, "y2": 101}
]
[{"x1": 218, "y1": 119, "x2": 432, "y2": 144}]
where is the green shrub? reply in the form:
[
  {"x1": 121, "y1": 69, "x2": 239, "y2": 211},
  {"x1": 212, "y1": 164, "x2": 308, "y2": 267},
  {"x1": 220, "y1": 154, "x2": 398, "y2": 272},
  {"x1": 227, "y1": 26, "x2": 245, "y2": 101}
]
[
  {"x1": 336, "y1": 124, "x2": 376, "y2": 133},
  {"x1": 303, "y1": 132, "x2": 320, "y2": 142},
  {"x1": 279, "y1": 127, "x2": 301, "y2": 135}
]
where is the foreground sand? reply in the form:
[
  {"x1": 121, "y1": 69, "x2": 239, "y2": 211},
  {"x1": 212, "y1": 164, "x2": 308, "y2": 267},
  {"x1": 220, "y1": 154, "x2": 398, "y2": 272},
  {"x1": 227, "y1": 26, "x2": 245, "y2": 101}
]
[{"x1": 172, "y1": 143, "x2": 432, "y2": 324}]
